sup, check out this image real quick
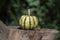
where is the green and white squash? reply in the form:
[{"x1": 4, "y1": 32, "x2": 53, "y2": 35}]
[{"x1": 19, "y1": 9, "x2": 38, "y2": 29}]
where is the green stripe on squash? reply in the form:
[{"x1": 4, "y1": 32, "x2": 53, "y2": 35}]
[
  {"x1": 23, "y1": 16, "x2": 26, "y2": 29},
  {"x1": 29, "y1": 16, "x2": 31, "y2": 29}
]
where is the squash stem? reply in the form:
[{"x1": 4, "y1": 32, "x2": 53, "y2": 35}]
[{"x1": 28, "y1": 9, "x2": 30, "y2": 16}]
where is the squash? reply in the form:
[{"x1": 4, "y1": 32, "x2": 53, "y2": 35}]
[{"x1": 19, "y1": 9, "x2": 38, "y2": 29}]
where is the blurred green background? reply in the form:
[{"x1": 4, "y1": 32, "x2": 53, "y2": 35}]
[{"x1": 0, "y1": 0, "x2": 60, "y2": 40}]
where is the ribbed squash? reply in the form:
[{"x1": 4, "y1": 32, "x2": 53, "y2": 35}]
[{"x1": 19, "y1": 9, "x2": 38, "y2": 29}]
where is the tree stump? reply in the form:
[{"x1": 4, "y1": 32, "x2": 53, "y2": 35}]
[{"x1": 0, "y1": 20, "x2": 59, "y2": 40}]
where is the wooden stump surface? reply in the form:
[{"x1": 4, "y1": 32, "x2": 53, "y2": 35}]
[{"x1": 0, "y1": 20, "x2": 59, "y2": 40}]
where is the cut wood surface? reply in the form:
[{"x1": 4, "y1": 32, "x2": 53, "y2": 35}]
[{"x1": 0, "y1": 20, "x2": 59, "y2": 40}]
